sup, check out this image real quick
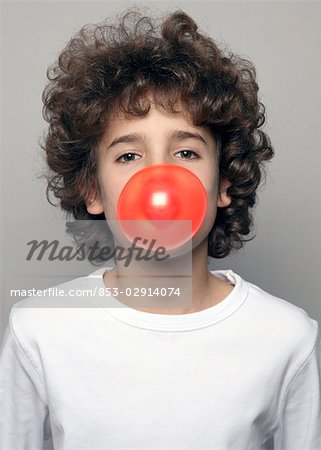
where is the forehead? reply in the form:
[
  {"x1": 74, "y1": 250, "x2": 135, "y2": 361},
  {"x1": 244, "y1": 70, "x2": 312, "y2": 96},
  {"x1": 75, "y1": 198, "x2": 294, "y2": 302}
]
[{"x1": 102, "y1": 99, "x2": 212, "y2": 143}]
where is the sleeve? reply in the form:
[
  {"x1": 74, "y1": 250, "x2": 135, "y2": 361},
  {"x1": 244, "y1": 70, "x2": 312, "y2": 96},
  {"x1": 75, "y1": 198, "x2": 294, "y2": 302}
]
[
  {"x1": 273, "y1": 330, "x2": 321, "y2": 450},
  {"x1": 0, "y1": 310, "x2": 52, "y2": 450}
]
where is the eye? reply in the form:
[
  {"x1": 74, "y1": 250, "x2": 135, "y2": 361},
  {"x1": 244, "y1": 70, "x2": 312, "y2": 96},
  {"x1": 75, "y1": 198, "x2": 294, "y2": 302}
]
[
  {"x1": 115, "y1": 149, "x2": 200, "y2": 164},
  {"x1": 116, "y1": 152, "x2": 141, "y2": 164},
  {"x1": 175, "y1": 149, "x2": 199, "y2": 159}
]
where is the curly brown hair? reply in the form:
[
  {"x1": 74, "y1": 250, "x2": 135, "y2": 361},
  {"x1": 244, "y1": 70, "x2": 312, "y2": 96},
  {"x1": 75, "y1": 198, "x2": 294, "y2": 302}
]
[{"x1": 40, "y1": 6, "x2": 275, "y2": 259}]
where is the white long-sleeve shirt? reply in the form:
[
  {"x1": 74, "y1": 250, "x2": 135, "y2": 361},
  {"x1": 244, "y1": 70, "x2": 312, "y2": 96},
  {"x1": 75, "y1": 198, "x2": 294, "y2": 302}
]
[{"x1": 0, "y1": 267, "x2": 320, "y2": 450}]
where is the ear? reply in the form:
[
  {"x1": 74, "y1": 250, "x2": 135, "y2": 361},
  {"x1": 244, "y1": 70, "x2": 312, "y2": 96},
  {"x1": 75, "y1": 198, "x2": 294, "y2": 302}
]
[
  {"x1": 85, "y1": 187, "x2": 104, "y2": 215},
  {"x1": 217, "y1": 176, "x2": 232, "y2": 208}
]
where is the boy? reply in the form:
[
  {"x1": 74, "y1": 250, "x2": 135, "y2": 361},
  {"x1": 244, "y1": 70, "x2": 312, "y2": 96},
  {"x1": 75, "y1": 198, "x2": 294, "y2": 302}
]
[{"x1": 0, "y1": 7, "x2": 320, "y2": 450}]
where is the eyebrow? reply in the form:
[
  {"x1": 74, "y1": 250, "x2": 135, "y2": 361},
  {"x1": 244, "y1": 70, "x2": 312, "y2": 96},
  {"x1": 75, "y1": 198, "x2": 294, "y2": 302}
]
[{"x1": 107, "y1": 129, "x2": 208, "y2": 150}]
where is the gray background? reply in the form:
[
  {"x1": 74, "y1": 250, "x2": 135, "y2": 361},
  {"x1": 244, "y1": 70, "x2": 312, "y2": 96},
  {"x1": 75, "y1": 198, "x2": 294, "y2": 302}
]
[{"x1": 0, "y1": 1, "x2": 320, "y2": 447}]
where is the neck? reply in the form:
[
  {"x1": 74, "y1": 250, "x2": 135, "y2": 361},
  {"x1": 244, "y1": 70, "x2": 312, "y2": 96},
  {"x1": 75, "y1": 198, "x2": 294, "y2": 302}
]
[{"x1": 103, "y1": 237, "x2": 230, "y2": 314}]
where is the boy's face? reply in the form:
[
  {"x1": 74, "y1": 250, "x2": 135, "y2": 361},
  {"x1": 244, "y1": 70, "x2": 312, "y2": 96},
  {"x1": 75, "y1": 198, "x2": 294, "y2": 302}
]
[{"x1": 86, "y1": 100, "x2": 231, "y2": 250}]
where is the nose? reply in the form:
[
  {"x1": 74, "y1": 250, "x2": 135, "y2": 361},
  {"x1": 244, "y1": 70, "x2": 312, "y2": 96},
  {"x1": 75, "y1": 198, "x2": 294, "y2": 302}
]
[
  {"x1": 144, "y1": 149, "x2": 173, "y2": 167},
  {"x1": 117, "y1": 164, "x2": 208, "y2": 252}
]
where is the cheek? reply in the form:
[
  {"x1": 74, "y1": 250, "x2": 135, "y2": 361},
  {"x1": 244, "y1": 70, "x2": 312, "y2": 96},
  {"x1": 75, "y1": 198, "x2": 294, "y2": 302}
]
[
  {"x1": 99, "y1": 177, "x2": 123, "y2": 219},
  {"x1": 196, "y1": 164, "x2": 219, "y2": 199},
  {"x1": 196, "y1": 169, "x2": 220, "y2": 232}
]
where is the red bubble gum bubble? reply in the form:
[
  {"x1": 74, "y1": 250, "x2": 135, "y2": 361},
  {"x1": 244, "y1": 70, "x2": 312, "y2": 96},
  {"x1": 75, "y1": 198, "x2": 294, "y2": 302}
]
[{"x1": 116, "y1": 164, "x2": 207, "y2": 251}]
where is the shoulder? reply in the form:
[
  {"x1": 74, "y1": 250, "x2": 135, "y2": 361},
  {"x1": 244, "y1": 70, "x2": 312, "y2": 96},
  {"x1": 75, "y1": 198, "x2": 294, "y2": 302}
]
[
  {"x1": 9, "y1": 269, "x2": 104, "y2": 344},
  {"x1": 244, "y1": 277, "x2": 319, "y2": 362}
]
